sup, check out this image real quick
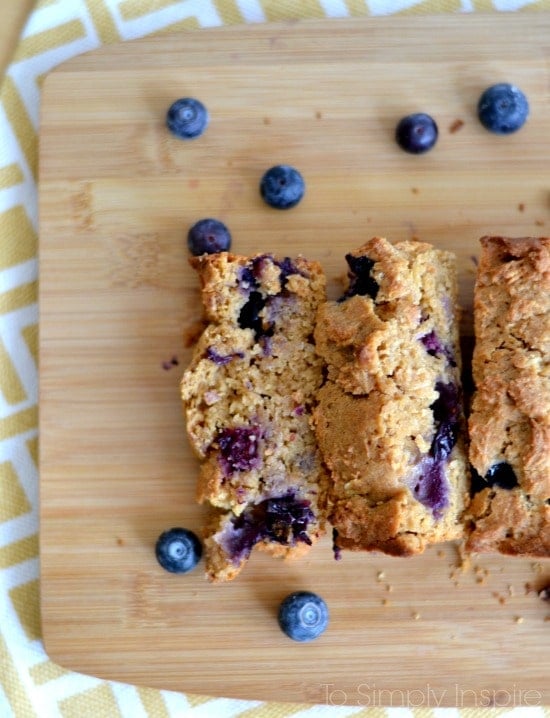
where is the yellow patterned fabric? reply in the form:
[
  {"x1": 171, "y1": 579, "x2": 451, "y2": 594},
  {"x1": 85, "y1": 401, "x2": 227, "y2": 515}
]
[{"x1": 0, "y1": 1, "x2": 549, "y2": 717}]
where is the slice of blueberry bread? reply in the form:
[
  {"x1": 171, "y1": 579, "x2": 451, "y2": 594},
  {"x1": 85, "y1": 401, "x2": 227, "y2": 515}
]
[
  {"x1": 314, "y1": 237, "x2": 469, "y2": 556},
  {"x1": 181, "y1": 251, "x2": 328, "y2": 581},
  {"x1": 466, "y1": 236, "x2": 550, "y2": 556}
]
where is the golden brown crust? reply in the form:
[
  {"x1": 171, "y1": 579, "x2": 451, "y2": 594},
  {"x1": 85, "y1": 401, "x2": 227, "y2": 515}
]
[{"x1": 466, "y1": 236, "x2": 550, "y2": 557}]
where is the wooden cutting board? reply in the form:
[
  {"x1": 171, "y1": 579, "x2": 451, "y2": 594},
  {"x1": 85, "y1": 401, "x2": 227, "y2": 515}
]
[{"x1": 39, "y1": 14, "x2": 550, "y2": 706}]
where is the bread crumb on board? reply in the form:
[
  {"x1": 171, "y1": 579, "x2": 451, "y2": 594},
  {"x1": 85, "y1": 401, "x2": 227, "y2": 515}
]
[{"x1": 449, "y1": 118, "x2": 464, "y2": 133}]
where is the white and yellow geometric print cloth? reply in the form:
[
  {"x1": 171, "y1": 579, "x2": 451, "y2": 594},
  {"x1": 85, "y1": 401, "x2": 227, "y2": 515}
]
[{"x1": 1, "y1": 1, "x2": 550, "y2": 717}]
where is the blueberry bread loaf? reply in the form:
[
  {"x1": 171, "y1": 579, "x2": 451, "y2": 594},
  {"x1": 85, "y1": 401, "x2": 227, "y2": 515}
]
[
  {"x1": 314, "y1": 237, "x2": 469, "y2": 556},
  {"x1": 181, "y1": 252, "x2": 328, "y2": 581},
  {"x1": 466, "y1": 236, "x2": 550, "y2": 556}
]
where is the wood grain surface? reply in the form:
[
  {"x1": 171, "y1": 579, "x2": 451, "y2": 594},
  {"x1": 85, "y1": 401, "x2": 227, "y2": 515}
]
[{"x1": 39, "y1": 15, "x2": 550, "y2": 706}]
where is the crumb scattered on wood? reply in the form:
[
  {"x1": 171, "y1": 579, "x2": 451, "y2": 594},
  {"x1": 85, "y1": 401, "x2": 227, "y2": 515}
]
[
  {"x1": 162, "y1": 355, "x2": 180, "y2": 371},
  {"x1": 518, "y1": 202, "x2": 525, "y2": 212},
  {"x1": 449, "y1": 118, "x2": 464, "y2": 134}
]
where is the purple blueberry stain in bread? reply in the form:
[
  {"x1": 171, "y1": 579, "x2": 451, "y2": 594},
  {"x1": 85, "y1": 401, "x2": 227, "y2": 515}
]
[
  {"x1": 429, "y1": 383, "x2": 460, "y2": 463},
  {"x1": 420, "y1": 329, "x2": 444, "y2": 355},
  {"x1": 218, "y1": 493, "x2": 315, "y2": 565},
  {"x1": 237, "y1": 265, "x2": 257, "y2": 292},
  {"x1": 251, "y1": 254, "x2": 271, "y2": 281},
  {"x1": 259, "y1": 334, "x2": 273, "y2": 356},
  {"x1": 276, "y1": 256, "x2": 301, "y2": 286},
  {"x1": 205, "y1": 347, "x2": 244, "y2": 366},
  {"x1": 413, "y1": 381, "x2": 461, "y2": 516},
  {"x1": 420, "y1": 330, "x2": 457, "y2": 367},
  {"x1": 217, "y1": 425, "x2": 262, "y2": 475},
  {"x1": 414, "y1": 458, "x2": 448, "y2": 517}
]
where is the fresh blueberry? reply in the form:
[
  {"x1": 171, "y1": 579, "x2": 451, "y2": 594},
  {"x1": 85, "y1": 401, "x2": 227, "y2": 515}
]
[
  {"x1": 395, "y1": 113, "x2": 438, "y2": 154},
  {"x1": 278, "y1": 591, "x2": 329, "y2": 642},
  {"x1": 155, "y1": 527, "x2": 202, "y2": 574},
  {"x1": 187, "y1": 218, "x2": 231, "y2": 256},
  {"x1": 166, "y1": 97, "x2": 209, "y2": 139},
  {"x1": 260, "y1": 165, "x2": 305, "y2": 209},
  {"x1": 477, "y1": 83, "x2": 529, "y2": 135}
]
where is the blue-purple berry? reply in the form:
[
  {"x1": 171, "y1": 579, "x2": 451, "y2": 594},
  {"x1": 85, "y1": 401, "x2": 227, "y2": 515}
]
[
  {"x1": 414, "y1": 382, "x2": 461, "y2": 516},
  {"x1": 238, "y1": 291, "x2": 272, "y2": 339},
  {"x1": 395, "y1": 113, "x2": 438, "y2": 154},
  {"x1": 260, "y1": 165, "x2": 305, "y2": 209},
  {"x1": 221, "y1": 494, "x2": 315, "y2": 566},
  {"x1": 166, "y1": 97, "x2": 209, "y2": 139},
  {"x1": 338, "y1": 254, "x2": 379, "y2": 302},
  {"x1": 477, "y1": 83, "x2": 529, "y2": 135},
  {"x1": 484, "y1": 462, "x2": 518, "y2": 489},
  {"x1": 278, "y1": 591, "x2": 329, "y2": 642},
  {"x1": 470, "y1": 462, "x2": 518, "y2": 496},
  {"x1": 155, "y1": 528, "x2": 202, "y2": 574},
  {"x1": 218, "y1": 426, "x2": 261, "y2": 475},
  {"x1": 187, "y1": 218, "x2": 231, "y2": 256}
]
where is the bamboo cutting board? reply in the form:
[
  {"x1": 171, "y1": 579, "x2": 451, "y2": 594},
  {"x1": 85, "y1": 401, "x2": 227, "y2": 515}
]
[{"x1": 39, "y1": 15, "x2": 550, "y2": 706}]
